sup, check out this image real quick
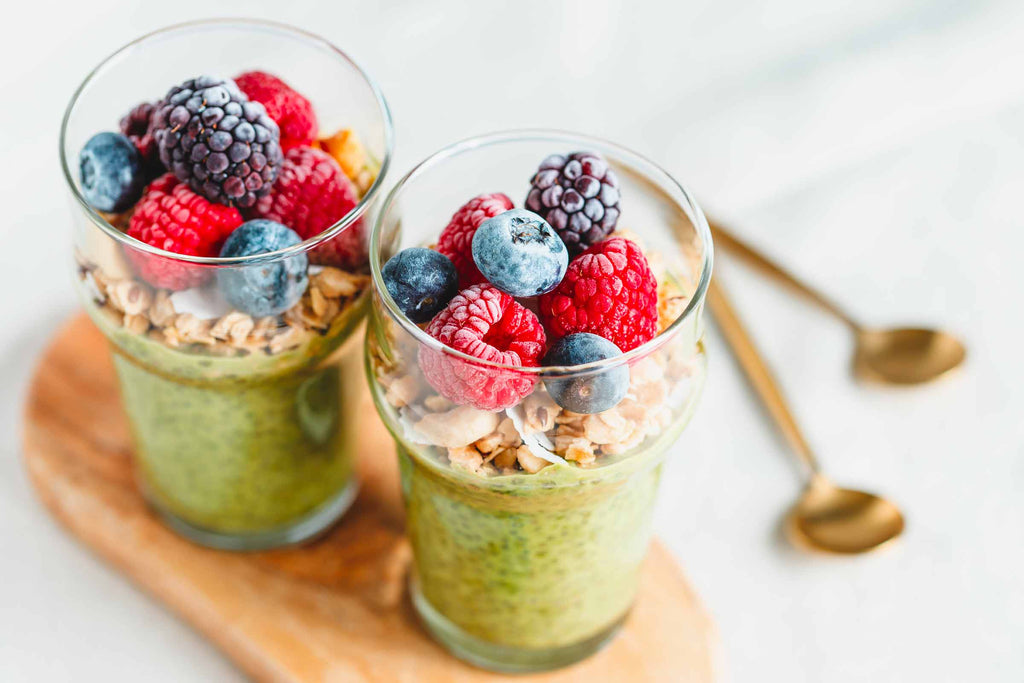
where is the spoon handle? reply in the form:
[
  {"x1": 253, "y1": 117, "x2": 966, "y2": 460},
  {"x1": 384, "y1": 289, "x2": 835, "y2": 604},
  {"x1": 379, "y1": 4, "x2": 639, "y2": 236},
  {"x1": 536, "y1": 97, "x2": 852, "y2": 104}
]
[
  {"x1": 706, "y1": 277, "x2": 820, "y2": 477},
  {"x1": 709, "y1": 221, "x2": 861, "y2": 331}
]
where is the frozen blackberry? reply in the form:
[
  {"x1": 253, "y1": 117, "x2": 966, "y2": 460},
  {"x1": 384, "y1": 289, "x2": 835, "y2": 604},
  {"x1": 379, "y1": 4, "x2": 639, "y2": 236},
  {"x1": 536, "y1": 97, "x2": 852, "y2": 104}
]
[
  {"x1": 151, "y1": 75, "x2": 283, "y2": 209},
  {"x1": 525, "y1": 151, "x2": 621, "y2": 255}
]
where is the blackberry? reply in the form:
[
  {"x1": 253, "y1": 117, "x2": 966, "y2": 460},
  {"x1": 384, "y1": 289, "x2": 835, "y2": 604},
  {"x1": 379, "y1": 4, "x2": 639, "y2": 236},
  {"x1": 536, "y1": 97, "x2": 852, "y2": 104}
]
[
  {"x1": 525, "y1": 151, "x2": 621, "y2": 255},
  {"x1": 152, "y1": 75, "x2": 283, "y2": 209},
  {"x1": 119, "y1": 102, "x2": 163, "y2": 177}
]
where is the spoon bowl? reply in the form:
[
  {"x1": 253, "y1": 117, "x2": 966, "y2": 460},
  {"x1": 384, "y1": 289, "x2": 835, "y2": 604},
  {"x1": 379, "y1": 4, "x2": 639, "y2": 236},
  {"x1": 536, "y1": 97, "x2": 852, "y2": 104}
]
[
  {"x1": 786, "y1": 475, "x2": 905, "y2": 554},
  {"x1": 854, "y1": 327, "x2": 966, "y2": 385},
  {"x1": 709, "y1": 221, "x2": 967, "y2": 386}
]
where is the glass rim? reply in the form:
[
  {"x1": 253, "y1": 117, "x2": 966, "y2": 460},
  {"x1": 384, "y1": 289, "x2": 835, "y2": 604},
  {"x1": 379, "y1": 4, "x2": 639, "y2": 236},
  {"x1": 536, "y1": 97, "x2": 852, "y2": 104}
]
[
  {"x1": 59, "y1": 17, "x2": 395, "y2": 266},
  {"x1": 369, "y1": 128, "x2": 714, "y2": 376}
]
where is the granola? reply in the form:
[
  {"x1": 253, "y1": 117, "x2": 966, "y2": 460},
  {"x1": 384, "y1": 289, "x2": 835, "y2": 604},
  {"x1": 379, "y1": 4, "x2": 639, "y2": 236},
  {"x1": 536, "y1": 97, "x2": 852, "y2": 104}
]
[{"x1": 76, "y1": 247, "x2": 368, "y2": 357}]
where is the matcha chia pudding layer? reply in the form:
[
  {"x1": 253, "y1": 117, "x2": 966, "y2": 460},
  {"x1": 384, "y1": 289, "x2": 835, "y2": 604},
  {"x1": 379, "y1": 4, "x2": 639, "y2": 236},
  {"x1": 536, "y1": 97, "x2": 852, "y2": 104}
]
[
  {"x1": 61, "y1": 21, "x2": 393, "y2": 550},
  {"x1": 366, "y1": 131, "x2": 712, "y2": 672}
]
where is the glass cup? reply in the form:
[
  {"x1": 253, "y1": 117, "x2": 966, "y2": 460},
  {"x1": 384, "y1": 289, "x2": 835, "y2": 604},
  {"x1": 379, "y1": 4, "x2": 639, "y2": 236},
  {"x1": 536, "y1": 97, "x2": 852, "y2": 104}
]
[
  {"x1": 60, "y1": 20, "x2": 393, "y2": 550},
  {"x1": 365, "y1": 131, "x2": 712, "y2": 672}
]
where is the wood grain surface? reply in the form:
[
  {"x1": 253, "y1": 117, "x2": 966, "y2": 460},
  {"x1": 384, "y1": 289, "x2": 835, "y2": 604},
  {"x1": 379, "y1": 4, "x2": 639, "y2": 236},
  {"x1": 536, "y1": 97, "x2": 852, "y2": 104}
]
[{"x1": 22, "y1": 315, "x2": 715, "y2": 682}]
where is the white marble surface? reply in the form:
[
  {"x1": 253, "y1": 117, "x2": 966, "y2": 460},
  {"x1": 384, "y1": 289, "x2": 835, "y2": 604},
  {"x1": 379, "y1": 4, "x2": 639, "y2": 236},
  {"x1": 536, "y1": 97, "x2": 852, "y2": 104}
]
[{"x1": 1, "y1": 1, "x2": 1022, "y2": 680}]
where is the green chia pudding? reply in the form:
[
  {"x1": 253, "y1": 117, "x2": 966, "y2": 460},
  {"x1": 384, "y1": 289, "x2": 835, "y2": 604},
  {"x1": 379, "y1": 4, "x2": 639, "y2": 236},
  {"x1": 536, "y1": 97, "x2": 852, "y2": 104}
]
[
  {"x1": 398, "y1": 442, "x2": 666, "y2": 650},
  {"x1": 84, "y1": 278, "x2": 369, "y2": 539}
]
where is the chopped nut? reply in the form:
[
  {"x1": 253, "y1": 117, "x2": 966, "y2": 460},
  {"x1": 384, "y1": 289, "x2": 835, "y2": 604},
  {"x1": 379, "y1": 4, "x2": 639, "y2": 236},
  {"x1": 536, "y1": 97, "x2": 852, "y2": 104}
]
[
  {"x1": 521, "y1": 391, "x2": 561, "y2": 433},
  {"x1": 269, "y1": 325, "x2": 311, "y2": 354},
  {"x1": 149, "y1": 290, "x2": 176, "y2": 327},
  {"x1": 447, "y1": 446, "x2": 485, "y2": 473},
  {"x1": 108, "y1": 280, "x2": 152, "y2": 316},
  {"x1": 210, "y1": 311, "x2": 255, "y2": 345},
  {"x1": 310, "y1": 286, "x2": 328, "y2": 317},
  {"x1": 423, "y1": 395, "x2": 453, "y2": 412},
  {"x1": 414, "y1": 405, "x2": 500, "y2": 448},
  {"x1": 516, "y1": 446, "x2": 549, "y2": 473},
  {"x1": 496, "y1": 418, "x2": 520, "y2": 446},
  {"x1": 634, "y1": 378, "x2": 668, "y2": 407},
  {"x1": 252, "y1": 316, "x2": 279, "y2": 340},
  {"x1": 385, "y1": 374, "x2": 420, "y2": 408},
  {"x1": 557, "y1": 436, "x2": 596, "y2": 465},
  {"x1": 313, "y1": 268, "x2": 365, "y2": 298},
  {"x1": 582, "y1": 409, "x2": 631, "y2": 445},
  {"x1": 97, "y1": 303, "x2": 122, "y2": 327},
  {"x1": 91, "y1": 269, "x2": 113, "y2": 297},
  {"x1": 174, "y1": 314, "x2": 215, "y2": 345},
  {"x1": 123, "y1": 314, "x2": 150, "y2": 335},
  {"x1": 491, "y1": 447, "x2": 518, "y2": 470},
  {"x1": 602, "y1": 426, "x2": 647, "y2": 455},
  {"x1": 474, "y1": 430, "x2": 505, "y2": 455}
]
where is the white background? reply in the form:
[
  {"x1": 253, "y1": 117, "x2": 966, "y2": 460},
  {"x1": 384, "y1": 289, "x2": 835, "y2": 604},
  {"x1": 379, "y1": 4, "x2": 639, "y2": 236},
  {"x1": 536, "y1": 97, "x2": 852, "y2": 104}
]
[{"x1": 1, "y1": 1, "x2": 1022, "y2": 681}]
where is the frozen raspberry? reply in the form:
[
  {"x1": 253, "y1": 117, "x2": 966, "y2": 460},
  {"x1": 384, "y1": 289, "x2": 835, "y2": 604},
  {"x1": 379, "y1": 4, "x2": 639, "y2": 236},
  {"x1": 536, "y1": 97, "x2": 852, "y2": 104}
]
[
  {"x1": 436, "y1": 193, "x2": 514, "y2": 287},
  {"x1": 538, "y1": 237, "x2": 658, "y2": 352},
  {"x1": 525, "y1": 151, "x2": 620, "y2": 255},
  {"x1": 235, "y1": 71, "x2": 318, "y2": 152},
  {"x1": 249, "y1": 146, "x2": 364, "y2": 268},
  {"x1": 419, "y1": 284, "x2": 546, "y2": 412},
  {"x1": 126, "y1": 173, "x2": 243, "y2": 290},
  {"x1": 119, "y1": 102, "x2": 162, "y2": 176}
]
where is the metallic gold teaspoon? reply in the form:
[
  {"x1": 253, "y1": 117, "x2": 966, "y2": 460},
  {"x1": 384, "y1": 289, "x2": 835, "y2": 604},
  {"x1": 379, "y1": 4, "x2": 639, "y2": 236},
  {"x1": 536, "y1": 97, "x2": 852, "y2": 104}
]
[
  {"x1": 707, "y1": 277, "x2": 905, "y2": 554},
  {"x1": 709, "y1": 221, "x2": 966, "y2": 385}
]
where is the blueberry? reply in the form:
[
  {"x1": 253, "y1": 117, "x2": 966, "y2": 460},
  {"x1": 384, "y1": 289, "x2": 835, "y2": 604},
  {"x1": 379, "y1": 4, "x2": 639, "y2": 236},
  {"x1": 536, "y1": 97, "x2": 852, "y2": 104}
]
[
  {"x1": 382, "y1": 248, "x2": 459, "y2": 323},
  {"x1": 542, "y1": 333, "x2": 629, "y2": 414},
  {"x1": 78, "y1": 132, "x2": 145, "y2": 212},
  {"x1": 471, "y1": 208, "x2": 568, "y2": 297},
  {"x1": 217, "y1": 220, "x2": 308, "y2": 317}
]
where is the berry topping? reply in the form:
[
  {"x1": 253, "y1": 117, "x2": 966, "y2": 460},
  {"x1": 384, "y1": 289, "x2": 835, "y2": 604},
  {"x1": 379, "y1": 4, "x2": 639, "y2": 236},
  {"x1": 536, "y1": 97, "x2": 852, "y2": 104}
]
[
  {"x1": 538, "y1": 237, "x2": 658, "y2": 351},
  {"x1": 126, "y1": 173, "x2": 243, "y2": 290},
  {"x1": 151, "y1": 75, "x2": 283, "y2": 209},
  {"x1": 525, "y1": 151, "x2": 620, "y2": 255},
  {"x1": 419, "y1": 284, "x2": 546, "y2": 411},
  {"x1": 78, "y1": 132, "x2": 146, "y2": 213},
  {"x1": 249, "y1": 146, "x2": 364, "y2": 268},
  {"x1": 119, "y1": 102, "x2": 162, "y2": 176},
  {"x1": 436, "y1": 193, "x2": 515, "y2": 287},
  {"x1": 542, "y1": 333, "x2": 629, "y2": 414},
  {"x1": 382, "y1": 247, "x2": 459, "y2": 323},
  {"x1": 471, "y1": 208, "x2": 568, "y2": 297},
  {"x1": 217, "y1": 219, "x2": 309, "y2": 317},
  {"x1": 235, "y1": 71, "x2": 318, "y2": 152}
]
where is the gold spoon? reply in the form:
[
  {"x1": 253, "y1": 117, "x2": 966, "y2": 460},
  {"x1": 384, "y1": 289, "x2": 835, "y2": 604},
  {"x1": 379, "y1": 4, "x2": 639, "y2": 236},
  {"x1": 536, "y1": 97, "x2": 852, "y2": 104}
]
[
  {"x1": 709, "y1": 221, "x2": 966, "y2": 385},
  {"x1": 707, "y1": 277, "x2": 905, "y2": 554}
]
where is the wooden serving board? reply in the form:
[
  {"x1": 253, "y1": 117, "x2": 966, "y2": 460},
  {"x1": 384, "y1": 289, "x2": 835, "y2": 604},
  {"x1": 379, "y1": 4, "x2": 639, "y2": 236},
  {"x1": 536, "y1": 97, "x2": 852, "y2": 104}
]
[{"x1": 22, "y1": 315, "x2": 715, "y2": 682}]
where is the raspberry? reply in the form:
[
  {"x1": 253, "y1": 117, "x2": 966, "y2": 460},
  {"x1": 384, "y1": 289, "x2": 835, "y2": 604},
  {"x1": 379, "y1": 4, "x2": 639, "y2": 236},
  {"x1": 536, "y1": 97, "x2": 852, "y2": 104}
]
[
  {"x1": 419, "y1": 284, "x2": 546, "y2": 411},
  {"x1": 119, "y1": 102, "x2": 162, "y2": 176},
  {"x1": 525, "y1": 151, "x2": 620, "y2": 255},
  {"x1": 538, "y1": 237, "x2": 658, "y2": 352},
  {"x1": 235, "y1": 71, "x2": 318, "y2": 152},
  {"x1": 151, "y1": 75, "x2": 282, "y2": 209},
  {"x1": 248, "y1": 146, "x2": 364, "y2": 268},
  {"x1": 436, "y1": 193, "x2": 514, "y2": 287},
  {"x1": 126, "y1": 173, "x2": 243, "y2": 290}
]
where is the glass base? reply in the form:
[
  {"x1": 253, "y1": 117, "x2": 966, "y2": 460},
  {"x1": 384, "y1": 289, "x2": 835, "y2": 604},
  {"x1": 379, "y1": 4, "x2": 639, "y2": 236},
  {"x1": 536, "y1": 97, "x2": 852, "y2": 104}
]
[
  {"x1": 410, "y1": 577, "x2": 625, "y2": 673},
  {"x1": 149, "y1": 478, "x2": 359, "y2": 552}
]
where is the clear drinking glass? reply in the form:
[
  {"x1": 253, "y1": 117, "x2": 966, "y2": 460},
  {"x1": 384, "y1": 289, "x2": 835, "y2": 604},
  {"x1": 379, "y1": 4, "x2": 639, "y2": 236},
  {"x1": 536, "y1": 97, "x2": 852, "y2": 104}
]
[
  {"x1": 365, "y1": 131, "x2": 712, "y2": 672},
  {"x1": 60, "y1": 20, "x2": 393, "y2": 550}
]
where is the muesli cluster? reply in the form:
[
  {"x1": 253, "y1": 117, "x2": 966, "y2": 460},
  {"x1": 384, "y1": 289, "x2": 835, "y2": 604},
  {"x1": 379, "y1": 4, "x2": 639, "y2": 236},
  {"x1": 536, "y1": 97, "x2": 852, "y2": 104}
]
[
  {"x1": 75, "y1": 70, "x2": 377, "y2": 355},
  {"x1": 370, "y1": 152, "x2": 701, "y2": 476}
]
